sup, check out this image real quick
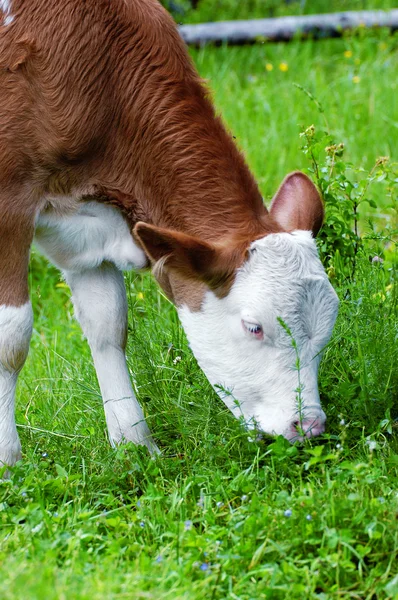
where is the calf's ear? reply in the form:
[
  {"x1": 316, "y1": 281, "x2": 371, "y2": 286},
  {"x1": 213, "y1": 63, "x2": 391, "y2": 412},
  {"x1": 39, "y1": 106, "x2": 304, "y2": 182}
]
[
  {"x1": 269, "y1": 171, "x2": 324, "y2": 237},
  {"x1": 134, "y1": 222, "x2": 235, "y2": 287}
]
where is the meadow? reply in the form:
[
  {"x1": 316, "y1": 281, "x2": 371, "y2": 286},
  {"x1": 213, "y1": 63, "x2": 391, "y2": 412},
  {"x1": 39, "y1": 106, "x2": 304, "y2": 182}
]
[{"x1": 1, "y1": 26, "x2": 397, "y2": 600}]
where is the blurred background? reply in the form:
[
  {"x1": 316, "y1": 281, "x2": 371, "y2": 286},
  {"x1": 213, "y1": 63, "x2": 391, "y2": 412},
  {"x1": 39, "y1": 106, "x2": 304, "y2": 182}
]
[{"x1": 161, "y1": 0, "x2": 396, "y2": 23}]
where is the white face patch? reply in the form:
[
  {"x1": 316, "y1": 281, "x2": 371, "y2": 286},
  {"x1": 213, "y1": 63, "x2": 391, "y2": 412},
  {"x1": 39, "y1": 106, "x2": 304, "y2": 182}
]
[
  {"x1": 178, "y1": 231, "x2": 339, "y2": 441},
  {"x1": 0, "y1": 0, "x2": 14, "y2": 25}
]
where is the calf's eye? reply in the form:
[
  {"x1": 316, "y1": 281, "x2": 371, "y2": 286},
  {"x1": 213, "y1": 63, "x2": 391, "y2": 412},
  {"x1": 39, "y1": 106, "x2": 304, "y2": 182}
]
[{"x1": 242, "y1": 320, "x2": 264, "y2": 340}]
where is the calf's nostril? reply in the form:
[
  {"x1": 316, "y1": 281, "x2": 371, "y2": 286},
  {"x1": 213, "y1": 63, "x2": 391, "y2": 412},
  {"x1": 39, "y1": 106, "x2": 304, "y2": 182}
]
[
  {"x1": 285, "y1": 414, "x2": 326, "y2": 443},
  {"x1": 292, "y1": 417, "x2": 326, "y2": 438}
]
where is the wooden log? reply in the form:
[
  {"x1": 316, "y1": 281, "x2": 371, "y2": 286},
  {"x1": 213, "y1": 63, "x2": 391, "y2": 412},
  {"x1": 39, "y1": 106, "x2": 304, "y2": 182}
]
[{"x1": 179, "y1": 10, "x2": 398, "y2": 45}]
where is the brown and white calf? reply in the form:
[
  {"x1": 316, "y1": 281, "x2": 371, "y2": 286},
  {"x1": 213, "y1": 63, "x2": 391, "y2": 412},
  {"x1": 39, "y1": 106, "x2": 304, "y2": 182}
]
[{"x1": 0, "y1": 0, "x2": 339, "y2": 469}]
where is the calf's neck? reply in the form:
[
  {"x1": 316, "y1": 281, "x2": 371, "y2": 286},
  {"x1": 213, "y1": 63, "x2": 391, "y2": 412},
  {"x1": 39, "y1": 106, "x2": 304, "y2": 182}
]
[{"x1": 0, "y1": 0, "x2": 339, "y2": 469}]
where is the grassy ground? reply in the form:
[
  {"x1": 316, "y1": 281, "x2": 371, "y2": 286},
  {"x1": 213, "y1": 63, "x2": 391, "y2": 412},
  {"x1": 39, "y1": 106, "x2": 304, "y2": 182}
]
[{"x1": 1, "y1": 31, "x2": 397, "y2": 600}]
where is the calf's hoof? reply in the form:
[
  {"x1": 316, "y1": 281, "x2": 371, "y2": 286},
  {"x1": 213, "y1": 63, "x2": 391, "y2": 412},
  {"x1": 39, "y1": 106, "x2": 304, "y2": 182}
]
[{"x1": 0, "y1": 440, "x2": 22, "y2": 479}]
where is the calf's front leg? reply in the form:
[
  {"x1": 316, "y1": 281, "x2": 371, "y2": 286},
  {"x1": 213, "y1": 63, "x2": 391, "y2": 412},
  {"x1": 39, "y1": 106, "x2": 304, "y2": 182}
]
[
  {"x1": 0, "y1": 303, "x2": 33, "y2": 470},
  {"x1": 64, "y1": 264, "x2": 159, "y2": 454},
  {"x1": 0, "y1": 206, "x2": 34, "y2": 472}
]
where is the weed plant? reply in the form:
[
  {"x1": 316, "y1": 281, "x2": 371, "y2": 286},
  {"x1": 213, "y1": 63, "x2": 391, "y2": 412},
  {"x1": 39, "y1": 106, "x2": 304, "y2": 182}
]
[{"x1": 0, "y1": 30, "x2": 397, "y2": 600}]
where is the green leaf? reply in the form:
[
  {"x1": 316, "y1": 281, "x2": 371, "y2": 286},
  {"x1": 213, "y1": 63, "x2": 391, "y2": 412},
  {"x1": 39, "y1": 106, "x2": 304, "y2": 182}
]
[{"x1": 55, "y1": 464, "x2": 68, "y2": 479}]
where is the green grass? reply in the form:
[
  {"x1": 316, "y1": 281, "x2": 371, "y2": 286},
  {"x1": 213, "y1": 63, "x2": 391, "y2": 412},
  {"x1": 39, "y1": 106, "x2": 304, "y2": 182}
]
[
  {"x1": 166, "y1": 0, "x2": 398, "y2": 24},
  {"x1": 1, "y1": 31, "x2": 397, "y2": 600},
  {"x1": 192, "y1": 30, "x2": 397, "y2": 225}
]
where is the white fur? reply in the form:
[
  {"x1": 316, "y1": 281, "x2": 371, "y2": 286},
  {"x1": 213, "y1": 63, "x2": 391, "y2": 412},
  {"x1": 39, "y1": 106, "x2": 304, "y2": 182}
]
[
  {"x1": 64, "y1": 264, "x2": 159, "y2": 454},
  {"x1": 0, "y1": 0, "x2": 14, "y2": 25},
  {"x1": 35, "y1": 201, "x2": 147, "y2": 272},
  {"x1": 178, "y1": 231, "x2": 339, "y2": 440},
  {"x1": 0, "y1": 302, "x2": 33, "y2": 469},
  {"x1": 34, "y1": 200, "x2": 158, "y2": 454}
]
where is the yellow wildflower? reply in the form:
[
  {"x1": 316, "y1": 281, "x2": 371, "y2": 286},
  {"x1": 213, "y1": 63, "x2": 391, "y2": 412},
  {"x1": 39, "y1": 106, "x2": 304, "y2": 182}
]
[
  {"x1": 136, "y1": 292, "x2": 144, "y2": 300},
  {"x1": 344, "y1": 50, "x2": 353, "y2": 58},
  {"x1": 265, "y1": 63, "x2": 273, "y2": 72},
  {"x1": 352, "y1": 75, "x2": 361, "y2": 84},
  {"x1": 372, "y1": 292, "x2": 385, "y2": 301},
  {"x1": 279, "y1": 62, "x2": 288, "y2": 72},
  {"x1": 327, "y1": 266, "x2": 336, "y2": 279}
]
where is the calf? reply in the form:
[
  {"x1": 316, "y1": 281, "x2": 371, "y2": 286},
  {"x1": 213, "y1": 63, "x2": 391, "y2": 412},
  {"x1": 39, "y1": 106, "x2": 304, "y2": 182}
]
[{"x1": 0, "y1": 0, "x2": 339, "y2": 469}]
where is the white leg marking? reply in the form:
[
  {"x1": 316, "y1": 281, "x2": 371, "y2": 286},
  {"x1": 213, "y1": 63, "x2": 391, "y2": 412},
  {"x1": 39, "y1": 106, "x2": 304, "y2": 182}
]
[
  {"x1": 0, "y1": 303, "x2": 33, "y2": 470},
  {"x1": 35, "y1": 201, "x2": 147, "y2": 273},
  {"x1": 0, "y1": 0, "x2": 14, "y2": 25},
  {"x1": 64, "y1": 264, "x2": 159, "y2": 454}
]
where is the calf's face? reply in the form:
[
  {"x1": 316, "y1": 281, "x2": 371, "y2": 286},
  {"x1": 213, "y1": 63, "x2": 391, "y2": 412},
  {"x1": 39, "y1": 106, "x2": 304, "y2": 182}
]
[
  {"x1": 135, "y1": 172, "x2": 339, "y2": 441},
  {"x1": 178, "y1": 230, "x2": 339, "y2": 440}
]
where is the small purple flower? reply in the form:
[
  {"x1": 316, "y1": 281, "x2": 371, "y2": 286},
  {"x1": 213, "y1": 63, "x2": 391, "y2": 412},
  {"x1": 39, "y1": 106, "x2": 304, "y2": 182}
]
[
  {"x1": 284, "y1": 509, "x2": 292, "y2": 518},
  {"x1": 372, "y1": 256, "x2": 384, "y2": 264},
  {"x1": 200, "y1": 563, "x2": 210, "y2": 571},
  {"x1": 42, "y1": 452, "x2": 48, "y2": 458},
  {"x1": 21, "y1": 492, "x2": 27, "y2": 497},
  {"x1": 184, "y1": 520, "x2": 193, "y2": 531},
  {"x1": 136, "y1": 500, "x2": 141, "y2": 508},
  {"x1": 306, "y1": 514, "x2": 312, "y2": 521},
  {"x1": 139, "y1": 521, "x2": 145, "y2": 528},
  {"x1": 155, "y1": 555, "x2": 163, "y2": 563}
]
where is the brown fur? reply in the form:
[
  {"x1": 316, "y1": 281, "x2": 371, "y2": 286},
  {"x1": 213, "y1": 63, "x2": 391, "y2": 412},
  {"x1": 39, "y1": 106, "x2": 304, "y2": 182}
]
[
  {"x1": 0, "y1": 0, "x2": 322, "y2": 307},
  {"x1": 0, "y1": 202, "x2": 34, "y2": 305},
  {"x1": 158, "y1": 271, "x2": 207, "y2": 312},
  {"x1": 134, "y1": 221, "x2": 252, "y2": 308}
]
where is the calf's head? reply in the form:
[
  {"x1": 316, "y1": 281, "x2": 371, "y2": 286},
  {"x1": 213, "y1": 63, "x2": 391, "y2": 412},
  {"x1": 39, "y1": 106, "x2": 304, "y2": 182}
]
[{"x1": 135, "y1": 173, "x2": 339, "y2": 441}]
